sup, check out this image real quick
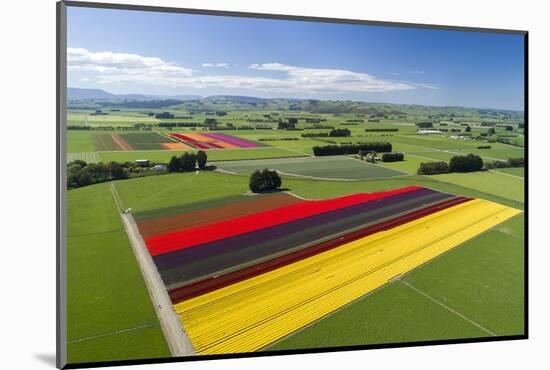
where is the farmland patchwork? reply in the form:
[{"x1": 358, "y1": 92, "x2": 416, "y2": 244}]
[{"x1": 133, "y1": 187, "x2": 521, "y2": 355}]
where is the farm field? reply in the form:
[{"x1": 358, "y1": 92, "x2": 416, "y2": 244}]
[
  {"x1": 213, "y1": 156, "x2": 407, "y2": 180},
  {"x1": 494, "y1": 167, "x2": 525, "y2": 178},
  {"x1": 98, "y1": 147, "x2": 306, "y2": 163},
  {"x1": 175, "y1": 199, "x2": 518, "y2": 354},
  {"x1": 67, "y1": 102, "x2": 525, "y2": 361},
  {"x1": 169, "y1": 132, "x2": 264, "y2": 149},
  {"x1": 431, "y1": 172, "x2": 524, "y2": 202},
  {"x1": 106, "y1": 169, "x2": 523, "y2": 355},
  {"x1": 67, "y1": 183, "x2": 169, "y2": 363}
]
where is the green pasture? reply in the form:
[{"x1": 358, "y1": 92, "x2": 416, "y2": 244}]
[
  {"x1": 213, "y1": 156, "x2": 406, "y2": 180},
  {"x1": 98, "y1": 147, "x2": 306, "y2": 163},
  {"x1": 430, "y1": 171, "x2": 524, "y2": 202},
  {"x1": 494, "y1": 167, "x2": 525, "y2": 178},
  {"x1": 67, "y1": 183, "x2": 169, "y2": 363}
]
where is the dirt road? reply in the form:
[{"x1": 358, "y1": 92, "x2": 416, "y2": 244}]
[{"x1": 110, "y1": 183, "x2": 195, "y2": 357}]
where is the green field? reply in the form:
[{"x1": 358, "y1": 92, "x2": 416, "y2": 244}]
[
  {"x1": 214, "y1": 156, "x2": 407, "y2": 180},
  {"x1": 493, "y1": 167, "x2": 525, "y2": 178},
  {"x1": 431, "y1": 171, "x2": 524, "y2": 202},
  {"x1": 67, "y1": 131, "x2": 97, "y2": 153},
  {"x1": 67, "y1": 184, "x2": 169, "y2": 363}
]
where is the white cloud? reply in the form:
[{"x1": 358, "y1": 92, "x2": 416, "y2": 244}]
[
  {"x1": 67, "y1": 48, "x2": 193, "y2": 78},
  {"x1": 248, "y1": 63, "x2": 433, "y2": 93},
  {"x1": 68, "y1": 48, "x2": 435, "y2": 94},
  {"x1": 202, "y1": 63, "x2": 228, "y2": 68}
]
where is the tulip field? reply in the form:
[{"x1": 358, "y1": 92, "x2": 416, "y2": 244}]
[
  {"x1": 133, "y1": 184, "x2": 521, "y2": 355},
  {"x1": 168, "y1": 133, "x2": 264, "y2": 150}
]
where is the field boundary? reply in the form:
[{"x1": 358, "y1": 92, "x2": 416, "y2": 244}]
[
  {"x1": 401, "y1": 280, "x2": 496, "y2": 336},
  {"x1": 109, "y1": 183, "x2": 195, "y2": 357},
  {"x1": 489, "y1": 169, "x2": 524, "y2": 180},
  {"x1": 67, "y1": 323, "x2": 157, "y2": 344}
]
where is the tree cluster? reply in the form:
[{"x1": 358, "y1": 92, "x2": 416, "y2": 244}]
[
  {"x1": 249, "y1": 169, "x2": 282, "y2": 193},
  {"x1": 381, "y1": 152, "x2": 405, "y2": 162},
  {"x1": 365, "y1": 128, "x2": 398, "y2": 132},
  {"x1": 329, "y1": 128, "x2": 351, "y2": 137},
  {"x1": 168, "y1": 150, "x2": 208, "y2": 172},
  {"x1": 416, "y1": 122, "x2": 434, "y2": 128},
  {"x1": 155, "y1": 112, "x2": 174, "y2": 119},
  {"x1": 417, "y1": 161, "x2": 450, "y2": 175},
  {"x1": 278, "y1": 118, "x2": 297, "y2": 130},
  {"x1": 67, "y1": 160, "x2": 128, "y2": 188},
  {"x1": 449, "y1": 154, "x2": 483, "y2": 173},
  {"x1": 313, "y1": 142, "x2": 392, "y2": 156},
  {"x1": 484, "y1": 157, "x2": 524, "y2": 169}
]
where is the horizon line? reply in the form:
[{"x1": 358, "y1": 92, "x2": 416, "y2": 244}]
[{"x1": 67, "y1": 86, "x2": 525, "y2": 113}]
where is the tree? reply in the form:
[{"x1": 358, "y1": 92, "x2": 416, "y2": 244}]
[
  {"x1": 417, "y1": 161, "x2": 450, "y2": 175},
  {"x1": 488, "y1": 127, "x2": 496, "y2": 135},
  {"x1": 196, "y1": 150, "x2": 208, "y2": 170},
  {"x1": 180, "y1": 152, "x2": 197, "y2": 171},
  {"x1": 77, "y1": 169, "x2": 93, "y2": 186},
  {"x1": 416, "y1": 122, "x2": 433, "y2": 128},
  {"x1": 329, "y1": 128, "x2": 351, "y2": 137},
  {"x1": 204, "y1": 118, "x2": 218, "y2": 126},
  {"x1": 168, "y1": 156, "x2": 181, "y2": 172},
  {"x1": 465, "y1": 125, "x2": 471, "y2": 132},
  {"x1": 68, "y1": 159, "x2": 87, "y2": 168},
  {"x1": 108, "y1": 161, "x2": 126, "y2": 179},
  {"x1": 381, "y1": 152, "x2": 404, "y2": 162},
  {"x1": 449, "y1": 154, "x2": 483, "y2": 173},
  {"x1": 249, "y1": 169, "x2": 282, "y2": 193}
]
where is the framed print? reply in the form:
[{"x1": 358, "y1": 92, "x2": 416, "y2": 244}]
[{"x1": 57, "y1": 1, "x2": 527, "y2": 368}]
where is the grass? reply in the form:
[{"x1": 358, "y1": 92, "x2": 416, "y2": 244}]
[
  {"x1": 67, "y1": 183, "x2": 169, "y2": 363},
  {"x1": 94, "y1": 134, "x2": 121, "y2": 151},
  {"x1": 99, "y1": 147, "x2": 306, "y2": 163},
  {"x1": 267, "y1": 281, "x2": 489, "y2": 350},
  {"x1": 268, "y1": 214, "x2": 524, "y2": 350},
  {"x1": 119, "y1": 132, "x2": 174, "y2": 150},
  {"x1": 430, "y1": 172, "x2": 524, "y2": 202},
  {"x1": 67, "y1": 131, "x2": 97, "y2": 153},
  {"x1": 67, "y1": 152, "x2": 100, "y2": 164},
  {"x1": 493, "y1": 167, "x2": 524, "y2": 177},
  {"x1": 214, "y1": 156, "x2": 406, "y2": 180},
  {"x1": 113, "y1": 172, "x2": 249, "y2": 213},
  {"x1": 114, "y1": 171, "x2": 523, "y2": 213}
]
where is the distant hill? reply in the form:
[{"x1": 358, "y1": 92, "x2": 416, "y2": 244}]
[
  {"x1": 67, "y1": 87, "x2": 201, "y2": 101},
  {"x1": 66, "y1": 89, "x2": 523, "y2": 121},
  {"x1": 68, "y1": 88, "x2": 117, "y2": 100}
]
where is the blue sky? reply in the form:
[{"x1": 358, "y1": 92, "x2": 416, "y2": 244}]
[{"x1": 67, "y1": 6, "x2": 525, "y2": 110}]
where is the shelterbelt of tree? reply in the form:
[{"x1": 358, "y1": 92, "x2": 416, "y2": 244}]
[
  {"x1": 156, "y1": 187, "x2": 456, "y2": 288},
  {"x1": 175, "y1": 199, "x2": 520, "y2": 354},
  {"x1": 145, "y1": 186, "x2": 420, "y2": 256}
]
